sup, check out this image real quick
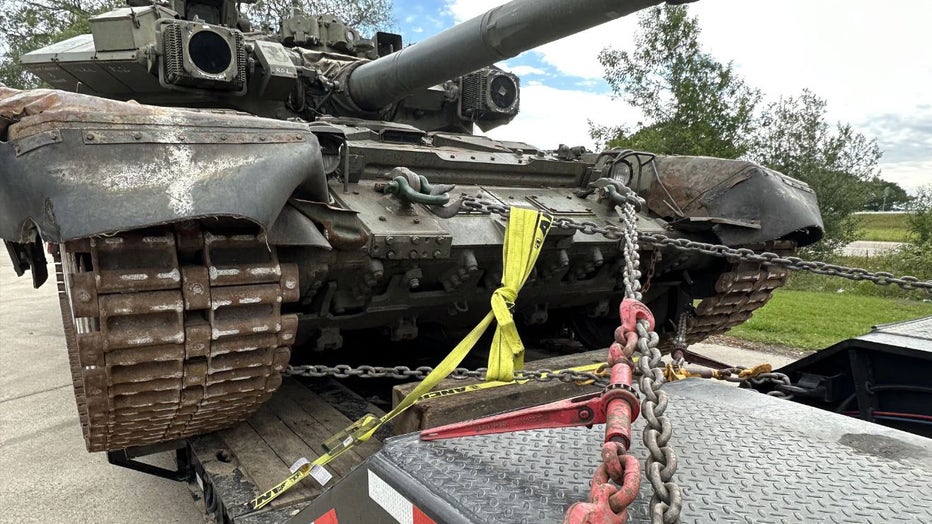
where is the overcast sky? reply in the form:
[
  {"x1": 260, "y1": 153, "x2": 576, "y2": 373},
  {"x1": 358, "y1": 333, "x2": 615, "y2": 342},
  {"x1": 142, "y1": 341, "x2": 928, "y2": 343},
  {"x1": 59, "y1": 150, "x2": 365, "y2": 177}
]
[{"x1": 392, "y1": 0, "x2": 932, "y2": 194}]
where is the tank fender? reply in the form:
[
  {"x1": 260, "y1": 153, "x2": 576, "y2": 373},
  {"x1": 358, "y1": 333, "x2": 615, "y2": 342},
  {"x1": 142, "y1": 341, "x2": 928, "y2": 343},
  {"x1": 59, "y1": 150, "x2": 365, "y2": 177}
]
[
  {"x1": 268, "y1": 203, "x2": 332, "y2": 248},
  {"x1": 648, "y1": 156, "x2": 824, "y2": 247},
  {"x1": 0, "y1": 88, "x2": 326, "y2": 244}
]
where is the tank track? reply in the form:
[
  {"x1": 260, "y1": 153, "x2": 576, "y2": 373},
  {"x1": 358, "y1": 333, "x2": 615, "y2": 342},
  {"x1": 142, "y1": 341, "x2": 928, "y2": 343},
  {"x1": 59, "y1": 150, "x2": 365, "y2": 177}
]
[
  {"x1": 55, "y1": 223, "x2": 299, "y2": 452},
  {"x1": 671, "y1": 241, "x2": 796, "y2": 349},
  {"x1": 682, "y1": 261, "x2": 789, "y2": 345}
]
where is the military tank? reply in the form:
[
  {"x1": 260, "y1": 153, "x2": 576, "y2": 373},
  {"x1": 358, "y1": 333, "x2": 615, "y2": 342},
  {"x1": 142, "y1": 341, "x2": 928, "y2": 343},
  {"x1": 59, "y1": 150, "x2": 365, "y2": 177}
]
[{"x1": 0, "y1": 0, "x2": 823, "y2": 452}]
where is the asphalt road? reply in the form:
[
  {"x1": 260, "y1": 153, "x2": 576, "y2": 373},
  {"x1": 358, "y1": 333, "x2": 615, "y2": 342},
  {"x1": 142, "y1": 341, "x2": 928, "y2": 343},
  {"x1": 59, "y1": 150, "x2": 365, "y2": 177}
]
[
  {"x1": 840, "y1": 240, "x2": 905, "y2": 257},
  {"x1": 0, "y1": 257, "x2": 204, "y2": 524},
  {"x1": 0, "y1": 255, "x2": 796, "y2": 524}
]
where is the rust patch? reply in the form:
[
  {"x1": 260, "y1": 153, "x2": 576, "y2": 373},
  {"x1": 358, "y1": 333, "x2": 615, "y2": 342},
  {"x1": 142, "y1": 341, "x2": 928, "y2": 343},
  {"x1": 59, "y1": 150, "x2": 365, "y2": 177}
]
[{"x1": 290, "y1": 198, "x2": 369, "y2": 250}]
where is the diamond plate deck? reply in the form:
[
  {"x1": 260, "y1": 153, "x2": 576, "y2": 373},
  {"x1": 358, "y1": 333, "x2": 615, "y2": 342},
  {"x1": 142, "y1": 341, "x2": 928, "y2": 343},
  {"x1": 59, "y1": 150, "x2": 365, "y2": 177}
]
[
  {"x1": 373, "y1": 379, "x2": 932, "y2": 523},
  {"x1": 860, "y1": 315, "x2": 932, "y2": 351}
]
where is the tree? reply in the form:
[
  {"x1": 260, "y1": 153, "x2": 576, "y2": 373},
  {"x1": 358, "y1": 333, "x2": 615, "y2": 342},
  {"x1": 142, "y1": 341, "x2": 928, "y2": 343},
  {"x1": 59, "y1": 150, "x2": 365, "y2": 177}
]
[
  {"x1": 906, "y1": 185, "x2": 932, "y2": 245},
  {"x1": 750, "y1": 90, "x2": 882, "y2": 254},
  {"x1": 0, "y1": 0, "x2": 119, "y2": 89},
  {"x1": 245, "y1": 0, "x2": 392, "y2": 34},
  {"x1": 594, "y1": 5, "x2": 760, "y2": 158},
  {"x1": 593, "y1": 4, "x2": 885, "y2": 256},
  {"x1": 862, "y1": 179, "x2": 911, "y2": 212},
  {"x1": 0, "y1": 0, "x2": 393, "y2": 89}
]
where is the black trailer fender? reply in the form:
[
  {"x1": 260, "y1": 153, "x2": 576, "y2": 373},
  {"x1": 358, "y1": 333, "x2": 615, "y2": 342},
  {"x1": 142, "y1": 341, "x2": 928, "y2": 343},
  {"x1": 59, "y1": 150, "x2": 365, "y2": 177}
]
[{"x1": 0, "y1": 88, "x2": 327, "y2": 245}]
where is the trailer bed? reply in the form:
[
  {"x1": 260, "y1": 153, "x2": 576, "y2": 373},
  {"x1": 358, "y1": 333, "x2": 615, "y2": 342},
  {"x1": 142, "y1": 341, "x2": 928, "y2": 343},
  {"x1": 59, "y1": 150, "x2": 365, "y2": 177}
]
[
  {"x1": 188, "y1": 379, "x2": 385, "y2": 524},
  {"x1": 189, "y1": 377, "x2": 932, "y2": 523}
]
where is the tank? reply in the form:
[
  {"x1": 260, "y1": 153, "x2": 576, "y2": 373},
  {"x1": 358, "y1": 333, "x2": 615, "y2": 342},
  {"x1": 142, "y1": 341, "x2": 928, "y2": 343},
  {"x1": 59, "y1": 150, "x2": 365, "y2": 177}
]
[{"x1": 0, "y1": 0, "x2": 823, "y2": 452}]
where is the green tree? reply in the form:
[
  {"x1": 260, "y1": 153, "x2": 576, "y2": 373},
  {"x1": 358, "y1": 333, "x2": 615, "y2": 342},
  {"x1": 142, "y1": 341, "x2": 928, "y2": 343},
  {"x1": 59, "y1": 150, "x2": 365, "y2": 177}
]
[
  {"x1": 862, "y1": 179, "x2": 911, "y2": 211},
  {"x1": 0, "y1": 0, "x2": 393, "y2": 89},
  {"x1": 750, "y1": 90, "x2": 882, "y2": 254},
  {"x1": 594, "y1": 4, "x2": 760, "y2": 158},
  {"x1": 906, "y1": 185, "x2": 932, "y2": 245},
  {"x1": 245, "y1": 0, "x2": 392, "y2": 34},
  {"x1": 0, "y1": 0, "x2": 119, "y2": 89}
]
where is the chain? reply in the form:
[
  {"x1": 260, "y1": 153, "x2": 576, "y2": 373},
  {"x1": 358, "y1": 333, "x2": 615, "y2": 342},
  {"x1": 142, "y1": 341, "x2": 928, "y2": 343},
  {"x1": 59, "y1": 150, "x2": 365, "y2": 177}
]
[
  {"x1": 640, "y1": 249, "x2": 661, "y2": 295},
  {"x1": 745, "y1": 372, "x2": 795, "y2": 399},
  {"x1": 459, "y1": 196, "x2": 932, "y2": 292},
  {"x1": 283, "y1": 364, "x2": 609, "y2": 386},
  {"x1": 672, "y1": 312, "x2": 690, "y2": 355},
  {"x1": 667, "y1": 312, "x2": 691, "y2": 379},
  {"x1": 619, "y1": 201, "x2": 643, "y2": 301},
  {"x1": 619, "y1": 198, "x2": 682, "y2": 524},
  {"x1": 638, "y1": 235, "x2": 931, "y2": 292}
]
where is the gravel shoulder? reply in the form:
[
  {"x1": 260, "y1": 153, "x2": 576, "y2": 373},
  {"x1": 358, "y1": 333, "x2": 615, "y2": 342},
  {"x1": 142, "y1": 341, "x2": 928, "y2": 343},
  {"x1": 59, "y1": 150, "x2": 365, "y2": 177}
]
[{"x1": 707, "y1": 334, "x2": 813, "y2": 360}]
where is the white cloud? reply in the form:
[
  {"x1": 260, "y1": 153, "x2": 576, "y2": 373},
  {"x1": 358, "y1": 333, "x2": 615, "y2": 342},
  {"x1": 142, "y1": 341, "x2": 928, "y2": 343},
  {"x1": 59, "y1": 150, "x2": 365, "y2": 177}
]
[
  {"x1": 443, "y1": 0, "x2": 497, "y2": 21},
  {"x1": 445, "y1": 1, "x2": 932, "y2": 122},
  {"x1": 444, "y1": 0, "x2": 932, "y2": 186},
  {"x1": 481, "y1": 85, "x2": 641, "y2": 151},
  {"x1": 689, "y1": 1, "x2": 932, "y2": 127},
  {"x1": 880, "y1": 161, "x2": 932, "y2": 195},
  {"x1": 507, "y1": 65, "x2": 548, "y2": 77}
]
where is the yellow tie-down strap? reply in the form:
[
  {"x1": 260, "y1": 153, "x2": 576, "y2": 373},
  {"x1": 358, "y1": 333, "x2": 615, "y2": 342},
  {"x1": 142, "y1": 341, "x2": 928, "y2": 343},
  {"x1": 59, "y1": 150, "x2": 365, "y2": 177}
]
[{"x1": 251, "y1": 206, "x2": 552, "y2": 510}]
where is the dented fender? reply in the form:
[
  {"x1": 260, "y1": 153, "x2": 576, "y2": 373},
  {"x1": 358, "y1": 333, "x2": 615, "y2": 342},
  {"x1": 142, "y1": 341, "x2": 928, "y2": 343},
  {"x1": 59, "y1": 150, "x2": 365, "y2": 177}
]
[
  {"x1": 0, "y1": 88, "x2": 326, "y2": 244},
  {"x1": 647, "y1": 156, "x2": 824, "y2": 247}
]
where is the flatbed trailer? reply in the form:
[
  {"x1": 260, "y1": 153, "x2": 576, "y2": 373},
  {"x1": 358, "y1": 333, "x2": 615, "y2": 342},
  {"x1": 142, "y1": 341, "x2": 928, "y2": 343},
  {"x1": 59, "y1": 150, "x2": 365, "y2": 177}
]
[{"x1": 114, "y1": 320, "x2": 932, "y2": 523}]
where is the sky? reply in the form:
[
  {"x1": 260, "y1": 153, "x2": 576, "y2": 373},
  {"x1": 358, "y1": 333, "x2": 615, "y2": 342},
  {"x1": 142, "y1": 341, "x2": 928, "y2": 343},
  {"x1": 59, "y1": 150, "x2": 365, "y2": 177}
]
[{"x1": 390, "y1": 0, "x2": 932, "y2": 194}]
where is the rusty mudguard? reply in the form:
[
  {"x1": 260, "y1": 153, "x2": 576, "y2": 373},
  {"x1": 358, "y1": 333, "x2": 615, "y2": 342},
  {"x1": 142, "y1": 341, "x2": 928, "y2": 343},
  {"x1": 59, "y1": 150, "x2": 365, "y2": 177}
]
[{"x1": 0, "y1": 87, "x2": 327, "y2": 244}]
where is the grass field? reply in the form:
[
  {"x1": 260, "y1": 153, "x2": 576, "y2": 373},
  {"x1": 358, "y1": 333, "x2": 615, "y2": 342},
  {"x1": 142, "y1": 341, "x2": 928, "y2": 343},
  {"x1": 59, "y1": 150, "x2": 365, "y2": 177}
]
[
  {"x1": 723, "y1": 212, "x2": 928, "y2": 351},
  {"x1": 784, "y1": 246, "x2": 931, "y2": 300},
  {"x1": 856, "y1": 212, "x2": 910, "y2": 242},
  {"x1": 727, "y1": 289, "x2": 932, "y2": 351}
]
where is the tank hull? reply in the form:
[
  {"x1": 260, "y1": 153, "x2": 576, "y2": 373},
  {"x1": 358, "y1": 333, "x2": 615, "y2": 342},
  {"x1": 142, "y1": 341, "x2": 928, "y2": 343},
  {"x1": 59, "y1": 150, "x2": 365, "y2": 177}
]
[{"x1": 1, "y1": 87, "x2": 823, "y2": 450}]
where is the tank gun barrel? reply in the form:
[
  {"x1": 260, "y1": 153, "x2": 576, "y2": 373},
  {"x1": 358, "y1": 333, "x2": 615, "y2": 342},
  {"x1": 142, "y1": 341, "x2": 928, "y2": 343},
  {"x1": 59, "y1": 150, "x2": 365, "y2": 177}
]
[{"x1": 346, "y1": 0, "x2": 662, "y2": 111}]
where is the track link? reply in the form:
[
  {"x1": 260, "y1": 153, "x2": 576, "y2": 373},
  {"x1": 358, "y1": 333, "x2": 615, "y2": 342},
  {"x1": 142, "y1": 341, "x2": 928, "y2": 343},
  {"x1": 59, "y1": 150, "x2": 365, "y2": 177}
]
[
  {"x1": 672, "y1": 241, "x2": 796, "y2": 348},
  {"x1": 683, "y1": 261, "x2": 789, "y2": 344},
  {"x1": 56, "y1": 223, "x2": 299, "y2": 452}
]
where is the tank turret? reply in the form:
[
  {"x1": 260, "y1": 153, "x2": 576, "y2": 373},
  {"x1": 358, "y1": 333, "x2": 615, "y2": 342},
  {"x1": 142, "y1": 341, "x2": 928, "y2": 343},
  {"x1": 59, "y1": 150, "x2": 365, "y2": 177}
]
[{"x1": 21, "y1": 0, "x2": 660, "y2": 132}]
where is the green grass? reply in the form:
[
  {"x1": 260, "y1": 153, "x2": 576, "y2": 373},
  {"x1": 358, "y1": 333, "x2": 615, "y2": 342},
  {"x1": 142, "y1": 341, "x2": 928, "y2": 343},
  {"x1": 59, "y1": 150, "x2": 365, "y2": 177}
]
[
  {"x1": 727, "y1": 289, "x2": 932, "y2": 350},
  {"x1": 856, "y1": 212, "x2": 910, "y2": 242},
  {"x1": 784, "y1": 248, "x2": 931, "y2": 300}
]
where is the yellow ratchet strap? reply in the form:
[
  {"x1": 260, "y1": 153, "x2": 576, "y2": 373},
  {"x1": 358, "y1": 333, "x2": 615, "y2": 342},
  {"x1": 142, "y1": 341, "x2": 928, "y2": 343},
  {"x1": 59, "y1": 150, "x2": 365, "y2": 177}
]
[
  {"x1": 663, "y1": 362, "x2": 697, "y2": 382},
  {"x1": 251, "y1": 455, "x2": 336, "y2": 510},
  {"x1": 252, "y1": 207, "x2": 552, "y2": 510}
]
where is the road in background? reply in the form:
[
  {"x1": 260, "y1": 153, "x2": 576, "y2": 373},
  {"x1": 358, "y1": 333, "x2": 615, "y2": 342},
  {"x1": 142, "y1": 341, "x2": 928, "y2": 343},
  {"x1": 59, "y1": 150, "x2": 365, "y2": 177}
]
[{"x1": 841, "y1": 240, "x2": 905, "y2": 257}]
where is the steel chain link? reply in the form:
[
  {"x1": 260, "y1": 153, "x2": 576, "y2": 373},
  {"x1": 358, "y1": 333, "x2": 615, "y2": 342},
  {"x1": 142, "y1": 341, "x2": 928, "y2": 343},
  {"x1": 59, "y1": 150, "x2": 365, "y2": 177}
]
[
  {"x1": 746, "y1": 372, "x2": 795, "y2": 399},
  {"x1": 674, "y1": 365, "x2": 796, "y2": 399},
  {"x1": 460, "y1": 196, "x2": 932, "y2": 293},
  {"x1": 283, "y1": 363, "x2": 610, "y2": 387},
  {"x1": 621, "y1": 199, "x2": 682, "y2": 524}
]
